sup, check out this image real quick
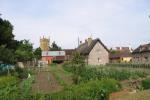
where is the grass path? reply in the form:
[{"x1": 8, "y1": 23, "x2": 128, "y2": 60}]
[{"x1": 49, "y1": 64, "x2": 73, "y2": 86}]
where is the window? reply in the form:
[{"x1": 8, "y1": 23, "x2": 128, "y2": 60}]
[
  {"x1": 98, "y1": 58, "x2": 101, "y2": 62},
  {"x1": 145, "y1": 57, "x2": 148, "y2": 62}
]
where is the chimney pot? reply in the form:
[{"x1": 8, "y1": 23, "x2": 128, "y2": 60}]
[{"x1": 87, "y1": 37, "x2": 92, "y2": 46}]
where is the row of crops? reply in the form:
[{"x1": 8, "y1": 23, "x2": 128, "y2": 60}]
[
  {"x1": 79, "y1": 67, "x2": 147, "y2": 83},
  {"x1": 63, "y1": 62, "x2": 148, "y2": 83},
  {"x1": 107, "y1": 63, "x2": 150, "y2": 69}
]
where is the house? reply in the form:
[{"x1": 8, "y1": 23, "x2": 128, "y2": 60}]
[
  {"x1": 110, "y1": 51, "x2": 132, "y2": 63},
  {"x1": 110, "y1": 47, "x2": 132, "y2": 63},
  {"x1": 76, "y1": 38, "x2": 109, "y2": 65},
  {"x1": 132, "y1": 43, "x2": 150, "y2": 63},
  {"x1": 42, "y1": 51, "x2": 66, "y2": 64}
]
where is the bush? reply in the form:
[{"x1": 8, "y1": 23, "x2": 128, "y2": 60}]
[
  {"x1": 141, "y1": 78, "x2": 150, "y2": 90},
  {"x1": 63, "y1": 61, "x2": 73, "y2": 72},
  {"x1": 14, "y1": 66, "x2": 28, "y2": 79}
]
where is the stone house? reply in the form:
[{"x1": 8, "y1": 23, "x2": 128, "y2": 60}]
[
  {"x1": 132, "y1": 43, "x2": 150, "y2": 63},
  {"x1": 76, "y1": 38, "x2": 109, "y2": 65}
]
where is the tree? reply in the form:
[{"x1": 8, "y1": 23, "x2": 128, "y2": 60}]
[
  {"x1": 110, "y1": 48, "x2": 120, "y2": 54},
  {"x1": 34, "y1": 47, "x2": 42, "y2": 60},
  {"x1": 71, "y1": 52, "x2": 85, "y2": 84},
  {"x1": 15, "y1": 40, "x2": 34, "y2": 62},
  {"x1": 0, "y1": 45, "x2": 16, "y2": 64},
  {"x1": 0, "y1": 17, "x2": 14, "y2": 48},
  {"x1": 50, "y1": 41, "x2": 61, "y2": 51}
]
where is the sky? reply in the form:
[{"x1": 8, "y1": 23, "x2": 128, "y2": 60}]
[{"x1": 0, "y1": 0, "x2": 150, "y2": 49}]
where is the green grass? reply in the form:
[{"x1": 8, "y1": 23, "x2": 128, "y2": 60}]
[
  {"x1": 49, "y1": 65, "x2": 73, "y2": 86},
  {"x1": 21, "y1": 75, "x2": 35, "y2": 98},
  {"x1": 0, "y1": 76, "x2": 19, "y2": 88},
  {"x1": 0, "y1": 75, "x2": 35, "y2": 100}
]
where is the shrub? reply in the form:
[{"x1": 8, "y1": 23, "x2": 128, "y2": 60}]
[
  {"x1": 14, "y1": 66, "x2": 28, "y2": 79},
  {"x1": 63, "y1": 52, "x2": 86, "y2": 84},
  {"x1": 141, "y1": 78, "x2": 150, "y2": 90}
]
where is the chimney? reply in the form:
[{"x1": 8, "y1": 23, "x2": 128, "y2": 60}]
[
  {"x1": 85, "y1": 39, "x2": 87, "y2": 43},
  {"x1": 87, "y1": 37, "x2": 92, "y2": 46}
]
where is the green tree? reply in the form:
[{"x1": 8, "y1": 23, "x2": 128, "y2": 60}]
[
  {"x1": 0, "y1": 17, "x2": 14, "y2": 48},
  {"x1": 71, "y1": 52, "x2": 85, "y2": 84},
  {"x1": 50, "y1": 41, "x2": 61, "y2": 51},
  {"x1": 15, "y1": 40, "x2": 34, "y2": 62},
  {"x1": 34, "y1": 47, "x2": 42, "y2": 60},
  {"x1": 0, "y1": 45, "x2": 16, "y2": 64}
]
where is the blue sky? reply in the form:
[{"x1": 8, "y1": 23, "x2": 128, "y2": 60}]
[{"x1": 0, "y1": 0, "x2": 150, "y2": 49}]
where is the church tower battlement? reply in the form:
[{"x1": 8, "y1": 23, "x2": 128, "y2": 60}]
[{"x1": 40, "y1": 36, "x2": 50, "y2": 51}]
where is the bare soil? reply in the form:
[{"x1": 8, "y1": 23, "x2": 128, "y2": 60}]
[
  {"x1": 111, "y1": 89, "x2": 150, "y2": 100},
  {"x1": 31, "y1": 68, "x2": 62, "y2": 93}
]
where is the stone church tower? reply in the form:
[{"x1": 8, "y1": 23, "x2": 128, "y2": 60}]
[{"x1": 40, "y1": 36, "x2": 50, "y2": 51}]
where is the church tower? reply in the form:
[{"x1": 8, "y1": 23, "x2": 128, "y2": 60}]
[{"x1": 40, "y1": 36, "x2": 50, "y2": 51}]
